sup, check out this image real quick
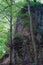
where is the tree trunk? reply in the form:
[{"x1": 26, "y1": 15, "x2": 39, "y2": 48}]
[
  {"x1": 28, "y1": 0, "x2": 37, "y2": 65},
  {"x1": 10, "y1": 0, "x2": 13, "y2": 65}
]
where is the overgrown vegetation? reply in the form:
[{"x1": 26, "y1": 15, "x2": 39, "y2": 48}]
[{"x1": 0, "y1": 0, "x2": 42, "y2": 59}]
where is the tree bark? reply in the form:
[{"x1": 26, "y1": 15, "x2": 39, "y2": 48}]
[
  {"x1": 28, "y1": 0, "x2": 37, "y2": 65},
  {"x1": 10, "y1": 0, "x2": 13, "y2": 65}
]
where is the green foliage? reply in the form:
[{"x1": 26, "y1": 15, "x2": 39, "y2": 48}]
[
  {"x1": 16, "y1": 0, "x2": 28, "y2": 6},
  {"x1": 0, "y1": 0, "x2": 42, "y2": 59},
  {"x1": 30, "y1": 1, "x2": 41, "y2": 6},
  {"x1": 18, "y1": 0, "x2": 41, "y2": 18},
  {"x1": 0, "y1": 15, "x2": 10, "y2": 59},
  {"x1": 0, "y1": 30, "x2": 10, "y2": 59},
  {"x1": 0, "y1": 0, "x2": 18, "y2": 59},
  {"x1": 18, "y1": 11, "x2": 28, "y2": 18}
]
